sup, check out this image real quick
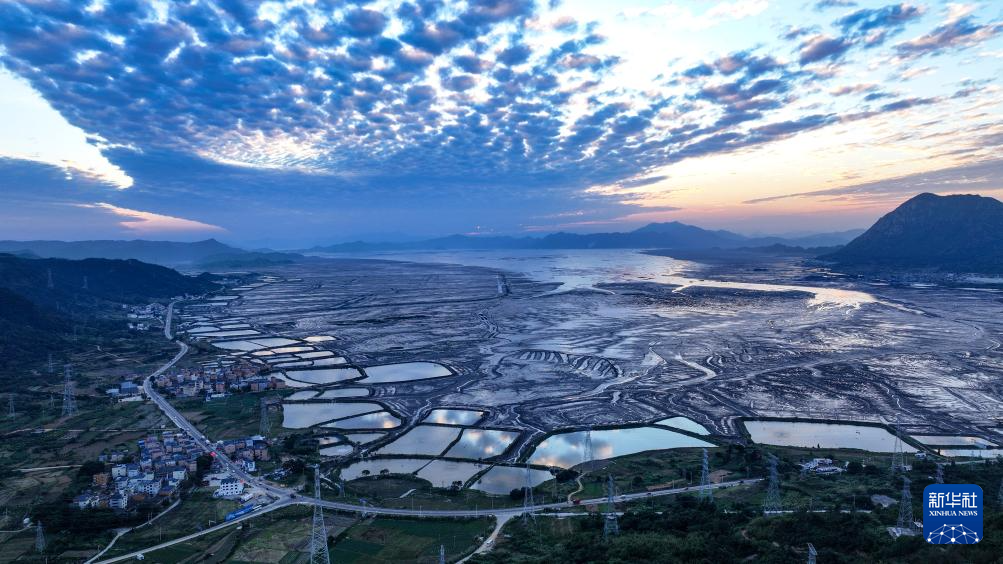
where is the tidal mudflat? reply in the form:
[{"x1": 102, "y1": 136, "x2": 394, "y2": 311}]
[{"x1": 180, "y1": 248, "x2": 1003, "y2": 488}]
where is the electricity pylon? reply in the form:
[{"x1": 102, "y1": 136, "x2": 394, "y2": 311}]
[
  {"x1": 935, "y1": 463, "x2": 944, "y2": 484},
  {"x1": 7, "y1": 395, "x2": 14, "y2": 420},
  {"x1": 603, "y1": 474, "x2": 619, "y2": 540},
  {"x1": 897, "y1": 476, "x2": 914, "y2": 531},
  {"x1": 522, "y1": 463, "x2": 536, "y2": 524},
  {"x1": 309, "y1": 466, "x2": 330, "y2": 564},
  {"x1": 259, "y1": 398, "x2": 271, "y2": 437},
  {"x1": 35, "y1": 521, "x2": 45, "y2": 553},
  {"x1": 890, "y1": 415, "x2": 905, "y2": 474},
  {"x1": 807, "y1": 543, "x2": 817, "y2": 564},
  {"x1": 582, "y1": 426, "x2": 594, "y2": 473},
  {"x1": 61, "y1": 365, "x2": 78, "y2": 417},
  {"x1": 764, "y1": 454, "x2": 782, "y2": 513},
  {"x1": 699, "y1": 448, "x2": 713, "y2": 501}
]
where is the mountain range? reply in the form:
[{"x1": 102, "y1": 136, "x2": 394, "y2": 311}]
[
  {"x1": 823, "y1": 193, "x2": 1003, "y2": 273},
  {"x1": 308, "y1": 224, "x2": 864, "y2": 253},
  {"x1": 0, "y1": 239, "x2": 302, "y2": 267}
]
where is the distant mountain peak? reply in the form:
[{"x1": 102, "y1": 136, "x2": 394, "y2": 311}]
[{"x1": 823, "y1": 193, "x2": 1003, "y2": 272}]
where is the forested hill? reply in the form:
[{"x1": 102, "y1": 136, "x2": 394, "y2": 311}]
[{"x1": 0, "y1": 253, "x2": 219, "y2": 305}]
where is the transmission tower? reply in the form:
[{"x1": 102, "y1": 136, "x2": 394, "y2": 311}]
[
  {"x1": 807, "y1": 543, "x2": 817, "y2": 564},
  {"x1": 46, "y1": 268, "x2": 54, "y2": 289},
  {"x1": 522, "y1": 463, "x2": 536, "y2": 524},
  {"x1": 997, "y1": 478, "x2": 1002, "y2": 508},
  {"x1": 259, "y1": 398, "x2": 271, "y2": 437},
  {"x1": 35, "y1": 521, "x2": 45, "y2": 553},
  {"x1": 699, "y1": 448, "x2": 713, "y2": 501},
  {"x1": 7, "y1": 395, "x2": 14, "y2": 420},
  {"x1": 935, "y1": 463, "x2": 944, "y2": 484},
  {"x1": 439, "y1": 544, "x2": 446, "y2": 564},
  {"x1": 603, "y1": 474, "x2": 619, "y2": 540},
  {"x1": 890, "y1": 416, "x2": 905, "y2": 474},
  {"x1": 47, "y1": 353, "x2": 54, "y2": 374},
  {"x1": 763, "y1": 454, "x2": 782, "y2": 514},
  {"x1": 582, "y1": 426, "x2": 594, "y2": 473},
  {"x1": 309, "y1": 466, "x2": 330, "y2": 564},
  {"x1": 897, "y1": 476, "x2": 914, "y2": 531},
  {"x1": 61, "y1": 365, "x2": 78, "y2": 417},
  {"x1": 82, "y1": 276, "x2": 89, "y2": 290}
]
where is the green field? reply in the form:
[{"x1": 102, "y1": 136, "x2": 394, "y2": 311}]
[
  {"x1": 172, "y1": 389, "x2": 290, "y2": 441},
  {"x1": 331, "y1": 517, "x2": 494, "y2": 563}
]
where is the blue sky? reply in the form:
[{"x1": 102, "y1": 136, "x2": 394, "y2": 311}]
[{"x1": 0, "y1": 0, "x2": 1001, "y2": 246}]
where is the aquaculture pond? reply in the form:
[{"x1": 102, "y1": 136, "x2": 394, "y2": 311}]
[
  {"x1": 284, "y1": 368, "x2": 363, "y2": 384},
  {"x1": 374, "y1": 425, "x2": 462, "y2": 456},
  {"x1": 445, "y1": 429, "x2": 519, "y2": 459},
  {"x1": 339, "y1": 458, "x2": 427, "y2": 481},
  {"x1": 416, "y1": 460, "x2": 486, "y2": 487},
  {"x1": 322, "y1": 411, "x2": 401, "y2": 430},
  {"x1": 744, "y1": 420, "x2": 916, "y2": 452},
  {"x1": 655, "y1": 416, "x2": 710, "y2": 435},
  {"x1": 422, "y1": 409, "x2": 486, "y2": 426},
  {"x1": 528, "y1": 426, "x2": 713, "y2": 468},
  {"x1": 470, "y1": 465, "x2": 552, "y2": 495},
  {"x1": 282, "y1": 402, "x2": 382, "y2": 428},
  {"x1": 360, "y1": 362, "x2": 452, "y2": 383}
]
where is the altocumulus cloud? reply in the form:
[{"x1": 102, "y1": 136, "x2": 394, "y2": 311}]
[{"x1": 0, "y1": 0, "x2": 999, "y2": 240}]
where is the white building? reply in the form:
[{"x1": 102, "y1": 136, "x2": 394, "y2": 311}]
[{"x1": 214, "y1": 477, "x2": 244, "y2": 498}]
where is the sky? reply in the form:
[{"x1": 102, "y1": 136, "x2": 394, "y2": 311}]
[{"x1": 0, "y1": 0, "x2": 1001, "y2": 247}]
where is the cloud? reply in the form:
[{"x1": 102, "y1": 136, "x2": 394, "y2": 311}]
[
  {"x1": 798, "y1": 34, "x2": 853, "y2": 63},
  {"x1": 895, "y1": 16, "x2": 1003, "y2": 59},
  {"x1": 836, "y1": 3, "x2": 924, "y2": 46},
  {"x1": 744, "y1": 158, "x2": 1003, "y2": 204},
  {"x1": 815, "y1": 0, "x2": 857, "y2": 9},
  {"x1": 76, "y1": 203, "x2": 226, "y2": 234}
]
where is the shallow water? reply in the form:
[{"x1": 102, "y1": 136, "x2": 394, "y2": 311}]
[
  {"x1": 744, "y1": 420, "x2": 916, "y2": 452},
  {"x1": 416, "y1": 460, "x2": 486, "y2": 487},
  {"x1": 528, "y1": 426, "x2": 713, "y2": 468},
  {"x1": 936, "y1": 448, "x2": 1003, "y2": 458},
  {"x1": 422, "y1": 409, "x2": 486, "y2": 426},
  {"x1": 282, "y1": 402, "x2": 382, "y2": 428},
  {"x1": 655, "y1": 416, "x2": 710, "y2": 435},
  {"x1": 339, "y1": 458, "x2": 427, "y2": 481},
  {"x1": 284, "y1": 368, "x2": 363, "y2": 384},
  {"x1": 445, "y1": 429, "x2": 519, "y2": 459},
  {"x1": 374, "y1": 425, "x2": 461, "y2": 456},
  {"x1": 285, "y1": 391, "x2": 318, "y2": 400},
  {"x1": 912, "y1": 435, "x2": 997, "y2": 447},
  {"x1": 323, "y1": 411, "x2": 401, "y2": 430},
  {"x1": 318, "y1": 388, "x2": 369, "y2": 399},
  {"x1": 470, "y1": 465, "x2": 552, "y2": 495},
  {"x1": 320, "y1": 445, "x2": 355, "y2": 457},
  {"x1": 360, "y1": 362, "x2": 452, "y2": 383},
  {"x1": 343, "y1": 432, "x2": 385, "y2": 444}
]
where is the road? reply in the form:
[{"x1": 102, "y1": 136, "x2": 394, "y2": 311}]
[{"x1": 103, "y1": 300, "x2": 764, "y2": 561}]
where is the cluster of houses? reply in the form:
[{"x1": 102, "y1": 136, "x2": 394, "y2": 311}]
[
  {"x1": 153, "y1": 360, "x2": 283, "y2": 399},
  {"x1": 799, "y1": 457, "x2": 846, "y2": 476},
  {"x1": 105, "y1": 379, "x2": 143, "y2": 402},
  {"x1": 124, "y1": 302, "x2": 167, "y2": 331},
  {"x1": 72, "y1": 432, "x2": 275, "y2": 510},
  {"x1": 73, "y1": 432, "x2": 205, "y2": 510}
]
